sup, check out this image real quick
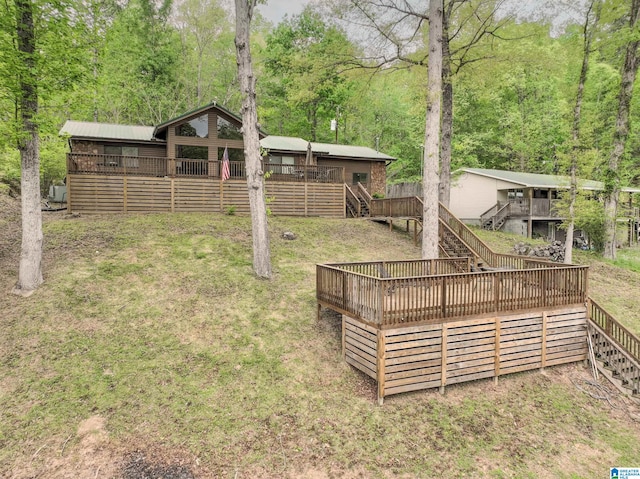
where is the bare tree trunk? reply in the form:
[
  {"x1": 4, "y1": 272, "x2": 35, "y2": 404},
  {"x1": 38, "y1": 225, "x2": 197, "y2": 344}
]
[
  {"x1": 439, "y1": 6, "x2": 453, "y2": 207},
  {"x1": 603, "y1": 0, "x2": 640, "y2": 260},
  {"x1": 234, "y1": 0, "x2": 271, "y2": 279},
  {"x1": 13, "y1": 0, "x2": 43, "y2": 296},
  {"x1": 422, "y1": 0, "x2": 443, "y2": 260},
  {"x1": 565, "y1": 0, "x2": 601, "y2": 264}
]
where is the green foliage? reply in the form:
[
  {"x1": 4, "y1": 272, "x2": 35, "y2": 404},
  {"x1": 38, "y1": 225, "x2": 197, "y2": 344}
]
[{"x1": 259, "y1": 7, "x2": 357, "y2": 141}]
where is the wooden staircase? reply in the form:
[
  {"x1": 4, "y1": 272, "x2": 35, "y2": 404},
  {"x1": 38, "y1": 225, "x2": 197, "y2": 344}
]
[
  {"x1": 588, "y1": 300, "x2": 640, "y2": 399},
  {"x1": 355, "y1": 193, "x2": 640, "y2": 399},
  {"x1": 345, "y1": 183, "x2": 372, "y2": 218},
  {"x1": 480, "y1": 202, "x2": 510, "y2": 231}
]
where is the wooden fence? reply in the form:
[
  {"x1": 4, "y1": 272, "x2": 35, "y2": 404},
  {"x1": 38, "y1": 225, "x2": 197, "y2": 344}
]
[
  {"x1": 317, "y1": 259, "x2": 588, "y2": 329},
  {"x1": 344, "y1": 305, "x2": 588, "y2": 402},
  {"x1": 67, "y1": 174, "x2": 345, "y2": 217}
]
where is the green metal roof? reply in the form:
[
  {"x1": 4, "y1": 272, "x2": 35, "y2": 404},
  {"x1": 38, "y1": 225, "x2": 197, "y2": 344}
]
[
  {"x1": 261, "y1": 135, "x2": 395, "y2": 161},
  {"x1": 260, "y1": 136, "x2": 309, "y2": 152},
  {"x1": 59, "y1": 120, "x2": 156, "y2": 142},
  {"x1": 461, "y1": 168, "x2": 640, "y2": 193}
]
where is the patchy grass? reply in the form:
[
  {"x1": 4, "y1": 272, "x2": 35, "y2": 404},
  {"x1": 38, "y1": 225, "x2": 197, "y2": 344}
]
[{"x1": 1, "y1": 205, "x2": 639, "y2": 478}]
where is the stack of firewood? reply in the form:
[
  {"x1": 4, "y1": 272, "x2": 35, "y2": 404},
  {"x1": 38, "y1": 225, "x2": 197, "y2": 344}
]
[{"x1": 513, "y1": 241, "x2": 565, "y2": 262}]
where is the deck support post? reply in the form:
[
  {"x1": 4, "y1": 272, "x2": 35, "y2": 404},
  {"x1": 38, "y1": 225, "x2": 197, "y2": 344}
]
[
  {"x1": 494, "y1": 316, "x2": 500, "y2": 384},
  {"x1": 541, "y1": 311, "x2": 548, "y2": 372},
  {"x1": 377, "y1": 329, "x2": 386, "y2": 405},
  {"x1": 440, "y1": 325, "x2": 448, "y2": 395},
  {"x1": 341, "y1": 314, "x2": 347, "y2": 361}
]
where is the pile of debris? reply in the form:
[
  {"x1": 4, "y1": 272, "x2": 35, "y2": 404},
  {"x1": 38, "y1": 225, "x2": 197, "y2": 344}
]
[{"x1": 513, "y1": 240, "x2": 565, "y2": 262}]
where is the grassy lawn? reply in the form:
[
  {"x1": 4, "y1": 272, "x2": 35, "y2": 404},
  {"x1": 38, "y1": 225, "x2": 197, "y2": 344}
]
[{"x1": 1, "y1": 200, "x2": 639, "y2": 478}]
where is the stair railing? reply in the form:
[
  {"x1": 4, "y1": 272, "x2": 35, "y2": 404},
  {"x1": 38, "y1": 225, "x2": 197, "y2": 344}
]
[
  {"x1": 438, "y1": 218, "x2": 481, "y2": 266},
  {"x1": 357, "y1": 182, "x2": 372, "y2": 212},
  {"x1": 490, "y1": 203, "x2": 511, "y2": 230},
  {"x1": 480, "y1": 203, "x2": 499, "y2": 226},
  {"x1": 345, "y1": 184, "x2": 361, "y2": 217},
  {"x1": 589, "y1": 298, "x2": 640, "y2": 363}
]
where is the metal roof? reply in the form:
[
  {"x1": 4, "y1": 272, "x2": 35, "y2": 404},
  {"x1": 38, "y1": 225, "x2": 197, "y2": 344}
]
[
  {"x1": 261, "y1": 136, "x2": 395, "y2": 161},
  {"x1": 59, "y1": 120, "x2": 156, "y2": 142},
  {"x1": 260, "y1": 136, "x2": 309, "y2": 152},
  {"x1": 461, "y1": 168, "x2": 640, "y2": 193}
]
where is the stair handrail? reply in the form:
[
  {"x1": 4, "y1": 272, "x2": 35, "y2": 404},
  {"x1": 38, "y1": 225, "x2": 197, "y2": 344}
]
[
  {"x1": 491, "y1": 202, "x2": 511, "y2": 230},
  {"x1": 438, "y1": 217, "x2": 481, "y2": 266},
  {"x1": 357, "y1": 182, "x2": 373, "y2": 208},
  {"x1": 480, "y1": 203, "x2": 499, "y2": 225},
  {"x1": 589, "y1": 298, "x2": 640, "y2": 363},
  {"x1": 345, "y1": 184, "x2": 361, "y2": 217},
  {"x1": 438, "y1": 202, "x2": 526, "y2": 268}
]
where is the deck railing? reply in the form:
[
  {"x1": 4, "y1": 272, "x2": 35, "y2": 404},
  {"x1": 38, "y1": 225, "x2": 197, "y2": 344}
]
[
  {"x1": 67, "y1": 153, "x2": 344, "y2": 183},
  {"x1": 370, "y1": 195, "x2": 422, "y2": 217},
  {"x1": 317, "y1": 260, "x2": 588, "y2": 328},
  {"x1": 589, "y1": 298, "x2": 640, "y2": 362}
]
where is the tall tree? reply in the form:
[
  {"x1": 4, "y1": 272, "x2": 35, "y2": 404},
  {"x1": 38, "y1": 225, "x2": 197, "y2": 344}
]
[
  {"x1": 423, "y1": 0, "x2": 443, "y2": 259},
  {"x1": 603, "y1": 0, "x2": 640, "y2": 259},
  {"x1": 13, "y1": 0, "x2": 43, "y2": 295},
  {"x1": 327, "y1": 0, "x2": 509, "y2": 204},
  {"x1": 261, "y1": 9, "x2": 356, "y2": 141},
  {"x1": 175, "y1": 0, "x2": 232, "y2": 107},
  {"x1": 564, "y1": 0, "x2": 601, "y2": 264},
  {"x1": 235, "y1": 0, "x2": 271, "y2": 279}
]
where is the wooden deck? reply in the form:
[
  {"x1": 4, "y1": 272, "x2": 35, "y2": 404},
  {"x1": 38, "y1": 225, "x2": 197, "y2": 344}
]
[{"x1": 317, "y1": 258, "x2": 589, "y2": 403}]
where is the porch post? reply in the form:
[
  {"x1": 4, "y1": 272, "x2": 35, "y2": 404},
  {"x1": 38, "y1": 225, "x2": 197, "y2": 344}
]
[{"x1": 527, "y1": 189, "x2": 533, "y2": 238}]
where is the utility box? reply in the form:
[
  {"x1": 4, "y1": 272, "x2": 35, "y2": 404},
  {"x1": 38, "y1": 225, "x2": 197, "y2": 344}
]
[{"x1": 48, "y1": 185, "x2": 67, "y2": 203}]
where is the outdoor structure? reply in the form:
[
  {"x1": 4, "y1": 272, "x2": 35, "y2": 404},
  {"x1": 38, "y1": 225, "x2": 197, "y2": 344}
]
[
  {"x1": 449, "y1": 168, "x2": 640, "y2": 241},
  {"x1": 318, "y1": 197, "x2": 640, "y2": 403},
  {"x1": 59, "y1": 102, "x2": 394, "y2": 215},
  {"x1": 317, "y1": 201, "x2": 591, "y2": 403}
]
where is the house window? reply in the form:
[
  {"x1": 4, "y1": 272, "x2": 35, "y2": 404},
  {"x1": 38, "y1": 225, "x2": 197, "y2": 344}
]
[
  {"x1": 508, "y1": 189, "x2": 524, "y2": 199},
  {"x1": 217, "y1": 116, "x2": 243, "y2": 140},
  {"x1": 103, "y1": 145, "x2": 139, "y2": 167},
  {"x1": 176, "y1": 145, "x2": 208, "y2": 159},
  {"x1": 269, "y1": 155, "x2": 295, "y2": 174},
  {"x1": 353, "y1": 172, "x2": 368, "y2": 185},
  {"x1": 175, "y1": 114, "x2": 209, "y2": 138}
]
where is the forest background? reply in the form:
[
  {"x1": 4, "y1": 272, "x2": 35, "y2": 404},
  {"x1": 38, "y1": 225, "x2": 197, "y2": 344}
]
[{"x1": 1, "y1": 0, "x2": 639, "y2": 210}]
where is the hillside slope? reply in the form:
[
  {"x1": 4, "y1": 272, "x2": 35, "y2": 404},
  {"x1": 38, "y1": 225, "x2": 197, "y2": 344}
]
[{"x1": 0, "y1": 204, "x2": 639, "y2": 478}]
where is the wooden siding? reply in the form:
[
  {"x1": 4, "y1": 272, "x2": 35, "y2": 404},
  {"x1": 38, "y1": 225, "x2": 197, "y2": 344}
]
[
  {"x1": 67, "y1": 174, "x2": 344, "y2": 217},
  {"x1": 343, "y1": 305, "x2": 588, "y2": 401}
]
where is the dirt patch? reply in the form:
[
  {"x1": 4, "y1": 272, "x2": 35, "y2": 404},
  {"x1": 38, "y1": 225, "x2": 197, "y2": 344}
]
[{"x1": 121, "y1": 451, "x2": 196, "y2": 479}]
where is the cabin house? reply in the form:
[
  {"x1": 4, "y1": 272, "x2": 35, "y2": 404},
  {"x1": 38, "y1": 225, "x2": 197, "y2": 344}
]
[
  {"x1": 60, "y1": 102, "x2": 394, "y2": 215},
  {"x1": 450, "y1": 168, "x2": 640, "y2": 241}
]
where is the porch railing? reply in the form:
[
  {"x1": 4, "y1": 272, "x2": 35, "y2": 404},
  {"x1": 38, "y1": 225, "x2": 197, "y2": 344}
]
[
  {"x1": 67, "y1": 153, "x2": 344, "y2": 183},
  {"x1": 317, "y1": 259, "x2": 588, "y2": 328}
]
